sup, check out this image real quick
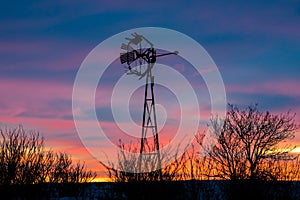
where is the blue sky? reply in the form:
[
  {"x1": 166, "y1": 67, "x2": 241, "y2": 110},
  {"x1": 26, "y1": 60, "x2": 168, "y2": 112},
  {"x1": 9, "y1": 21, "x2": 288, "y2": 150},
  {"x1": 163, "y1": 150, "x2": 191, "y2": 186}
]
[{"x1": 1, "y1": 0, "x2": 300, "y2": 178}]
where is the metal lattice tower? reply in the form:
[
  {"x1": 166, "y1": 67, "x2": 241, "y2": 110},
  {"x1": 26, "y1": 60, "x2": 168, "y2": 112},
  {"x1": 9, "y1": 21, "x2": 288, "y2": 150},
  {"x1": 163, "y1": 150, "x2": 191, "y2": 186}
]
[{"x1": 120, "y1": 32, "x2": 178, "y2": 175}]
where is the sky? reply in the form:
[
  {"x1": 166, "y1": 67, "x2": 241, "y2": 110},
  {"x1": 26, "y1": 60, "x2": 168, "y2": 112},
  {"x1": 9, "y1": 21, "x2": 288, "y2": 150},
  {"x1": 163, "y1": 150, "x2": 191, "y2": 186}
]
[{"x1": 1, "y1": 0, "x2": 300, "y2": 180}]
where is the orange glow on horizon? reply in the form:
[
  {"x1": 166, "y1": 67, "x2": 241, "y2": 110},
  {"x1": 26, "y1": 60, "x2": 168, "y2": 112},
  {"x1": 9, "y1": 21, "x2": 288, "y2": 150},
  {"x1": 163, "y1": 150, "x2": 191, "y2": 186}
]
[
  {"x1": 92, "y1": 177, "x2": 111, "y2": 182},
  {"x1": 292, "y1": 147, "x2": 300, "y2": 154}
]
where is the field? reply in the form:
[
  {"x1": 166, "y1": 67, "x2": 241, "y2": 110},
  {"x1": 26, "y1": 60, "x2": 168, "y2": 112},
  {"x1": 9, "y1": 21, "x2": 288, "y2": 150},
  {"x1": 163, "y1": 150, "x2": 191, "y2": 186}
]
[{"x1": 3, "y1": 180, "x2": 300, "y2": 200}]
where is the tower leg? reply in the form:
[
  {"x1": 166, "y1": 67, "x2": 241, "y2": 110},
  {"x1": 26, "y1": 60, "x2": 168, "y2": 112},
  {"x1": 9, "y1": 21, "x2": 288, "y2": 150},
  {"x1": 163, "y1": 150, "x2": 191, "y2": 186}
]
[{"x1": 138, "y1": 69, "x2": 162, "y2": 180}]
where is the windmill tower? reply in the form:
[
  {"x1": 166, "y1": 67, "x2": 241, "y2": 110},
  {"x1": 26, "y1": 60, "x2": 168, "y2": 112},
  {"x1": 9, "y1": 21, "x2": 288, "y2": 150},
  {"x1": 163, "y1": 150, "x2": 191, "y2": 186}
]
[{"x1": 120, "y1": 32, "x2": 178, "y2": 175}]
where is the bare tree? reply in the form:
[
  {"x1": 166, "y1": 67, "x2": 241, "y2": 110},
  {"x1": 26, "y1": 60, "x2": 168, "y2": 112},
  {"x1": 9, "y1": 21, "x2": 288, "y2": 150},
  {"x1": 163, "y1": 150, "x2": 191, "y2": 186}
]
[
  {"x1": 0, "y1": 126, "x2": 45, "y2": 185},
  {"x1": 203, "y1": 104, "x2": 298, "y2": 181},
  {"x1": 201, "y1": 117, "x2": 247, "y2": 180},
  {"x1": 0, "y1": 125, "x2": 96, "y2": 185}
]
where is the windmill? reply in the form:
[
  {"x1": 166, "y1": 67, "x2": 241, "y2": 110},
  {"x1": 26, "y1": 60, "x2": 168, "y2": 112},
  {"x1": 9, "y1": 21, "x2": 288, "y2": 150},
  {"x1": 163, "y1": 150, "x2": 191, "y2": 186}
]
[{"x1": 120, "y1": 32, "x2": 178, "y2": 175}]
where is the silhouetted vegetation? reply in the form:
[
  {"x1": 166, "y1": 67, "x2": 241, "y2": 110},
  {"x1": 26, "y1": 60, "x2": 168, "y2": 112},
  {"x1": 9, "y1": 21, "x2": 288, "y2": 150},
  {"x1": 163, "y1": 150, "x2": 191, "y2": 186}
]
[
  {"x1": 100, "y1": 140, "x2": 188, "y2": 199},
  {"x1": 2, "y1": 103, "x2": 299, "y2": 199},
  {"x1": 101, "y1": 140, "x2": 186, "y2": 182},
  {"x1": 0, "y1": 125, "x2": 96, "y2": 199},
  {"x1": 195, "y1": 104, "x2": 300, "y2": 199},
  {"x1": 203, "y1": 104, "x2": 298, "y2": 181},
  {"x1": 102, "y1": 103, "x2": 300, "y2": 200},
  {"x1": 0, "y1": 125, "x2": 96, "y2": 186}
]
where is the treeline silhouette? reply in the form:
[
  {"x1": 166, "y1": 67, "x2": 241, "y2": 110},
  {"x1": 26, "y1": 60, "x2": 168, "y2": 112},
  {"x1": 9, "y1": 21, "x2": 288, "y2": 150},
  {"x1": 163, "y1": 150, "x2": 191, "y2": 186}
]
[
  {"x1": 101, "y1": 104, "x2": 300, "y2": 200},
  {"x1": 0, "y1": 125, "x2": 96, "y2": 199}
]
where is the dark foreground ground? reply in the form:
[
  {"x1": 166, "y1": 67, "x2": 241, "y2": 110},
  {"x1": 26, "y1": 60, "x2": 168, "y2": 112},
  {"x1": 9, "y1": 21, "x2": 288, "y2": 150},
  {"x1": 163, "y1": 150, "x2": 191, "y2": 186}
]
[{"x1": 1, "y1": 180, "x2": 300, "y2": 200}]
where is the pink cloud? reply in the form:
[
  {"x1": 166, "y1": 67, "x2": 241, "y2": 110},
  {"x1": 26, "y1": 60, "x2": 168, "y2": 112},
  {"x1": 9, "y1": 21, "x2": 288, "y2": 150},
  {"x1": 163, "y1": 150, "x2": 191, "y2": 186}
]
[
  {"x1": 0, "y1": 78, "x2": 72, "y2": 118},
  {"x1": 227, "y1": 80, "x2": 300, "y2": 97}
]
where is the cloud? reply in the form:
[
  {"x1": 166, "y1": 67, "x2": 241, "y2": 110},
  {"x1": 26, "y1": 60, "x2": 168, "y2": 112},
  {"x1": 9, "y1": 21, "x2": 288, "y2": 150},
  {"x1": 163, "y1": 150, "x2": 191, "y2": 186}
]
[
  {"x1": 227, "y1": 80, "x2": 300, "y2": 97},
  {"x1": 0, "y1": 78, "x2": 72, "y2": 120}
]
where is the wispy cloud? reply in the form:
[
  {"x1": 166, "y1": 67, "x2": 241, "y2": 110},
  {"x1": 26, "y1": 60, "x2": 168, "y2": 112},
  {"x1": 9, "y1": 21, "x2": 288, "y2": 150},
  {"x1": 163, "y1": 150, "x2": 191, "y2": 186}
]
[{"x1": 227, "y1": 80, "x2": 300, "y2": 97}]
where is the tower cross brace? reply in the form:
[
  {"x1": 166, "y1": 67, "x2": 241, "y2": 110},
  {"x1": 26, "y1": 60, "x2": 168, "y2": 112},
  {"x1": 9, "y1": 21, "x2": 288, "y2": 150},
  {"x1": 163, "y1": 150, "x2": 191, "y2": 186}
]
[{"x1": 138, "y1": 64, "x2": 161, "y2": 175}]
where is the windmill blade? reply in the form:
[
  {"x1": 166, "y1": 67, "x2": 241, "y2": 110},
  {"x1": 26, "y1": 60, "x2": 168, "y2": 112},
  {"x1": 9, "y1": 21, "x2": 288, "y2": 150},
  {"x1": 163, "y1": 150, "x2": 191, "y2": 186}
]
[
  {"x1": 120, "y1": 51, "x2": 136, "y2": 64},
  {"x1": 126, "y1": 33, "x2": 143, "y2": 45},
  {"x1": 121, "y1": 43, "x2": 134, "y2": 51},
  {"x1": 121, "y1": 43, "x2": 128, "y2": 50}
]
